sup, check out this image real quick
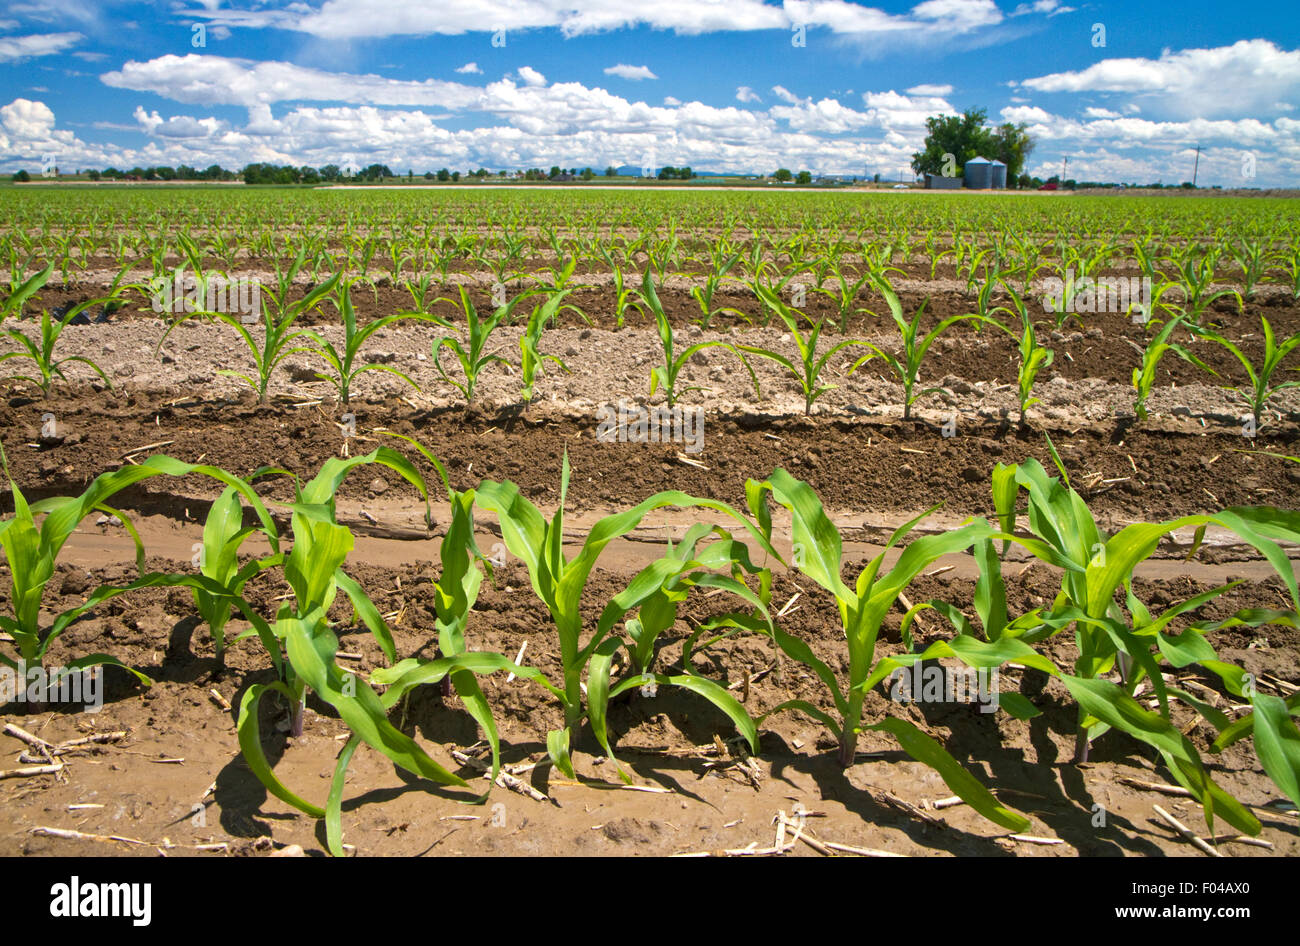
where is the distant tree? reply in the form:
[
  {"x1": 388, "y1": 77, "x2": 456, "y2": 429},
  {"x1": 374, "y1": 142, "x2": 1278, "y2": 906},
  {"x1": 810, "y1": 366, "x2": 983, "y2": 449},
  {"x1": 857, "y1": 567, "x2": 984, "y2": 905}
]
[
  {"x1": 436, "y1": 168, "x2": 450, "y2": 182},
  {"x1": 581, "y1": 167, "x2": 594, "y2": 180},
  {"x1": 13, "y1": 169, "x2": 30, "y2": 182},
  {"x1": 912, "y1": 108, "x2": 1035, "y2": 182},
  {"x1": 796, "y1": 170, "x2": 812, "y2": 185},
  {"x1": 451, "y1": 170, "x2": 461, "y2": 181},
  {"x1": 319, "y1": 164, "x2": 341, "y2": 182},
  {"x1": 911, "y1": 109, "x2": 994, "y2": 177},
  {"x1": 773, "y1": 168, "x2": 793, "y2": 182},
  {"x1": 991, "y1": 122, "x2": 1034, "y2": 182},
  {"x1": 605, "y1": 166, "x2": 616, "y2": 177},
  {"x1": 87, "y1": 169, "x2": 101, "y2": 181},
  {"x1": 549, "y1": 165, "x2": 562, "y2": 178}
]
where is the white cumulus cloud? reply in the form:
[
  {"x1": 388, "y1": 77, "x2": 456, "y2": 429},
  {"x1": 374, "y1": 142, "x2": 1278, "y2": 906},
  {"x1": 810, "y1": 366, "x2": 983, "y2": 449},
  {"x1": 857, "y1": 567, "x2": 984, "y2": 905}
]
[{"x1": 604, "y1": 63, "x2": 657, "y2": 81}]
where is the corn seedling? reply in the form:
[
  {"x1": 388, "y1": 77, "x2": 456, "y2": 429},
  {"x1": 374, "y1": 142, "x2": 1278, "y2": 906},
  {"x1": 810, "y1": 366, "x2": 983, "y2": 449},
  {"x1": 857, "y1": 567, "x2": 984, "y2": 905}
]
[
  {"x1": 156, "y1": 270, "x2": 339, "y2": 404},
  {"x1": 1, "y1": 299, "x2": 115, "y2": 396},
  {"x1": 736, "y1": 285, "x2": 873, "y2": 416},
  {"x1": 1169, "y1": 248, "x2": 1242, "y2": 325},
  {"x1": 989, "y1": 285, "x2": 1053, "y2": 425},
  {"x1": 473, "y1": 451, "x2": 776, "y2": 778},
  {"x1": 301, "y1": 277, "x2": 442, "y2": 406},
  {"x1": 191, "y1": 486, "x2": 282, "y2": 668},
  {"x1": 320, "y1": 433, "x2": 551, "y2": 855},
  {"x1": 854, "y1": 273, "x2": 987, "y2": 420},
  {"x1": 638, "y1": 272, "x2": 755, "y2": 407},
  {"x1": 1, "y1": 262, "x2": 52, "y2": 321},
  {"x1": 746, "y1": 469, "x2": 1036, "y2": 829},
  {"x1": 815, "y1": 266, "x2": 881, "y2": 334},
  {"x1": 0, "y1": 445, "x2": 275, "y2": 685},
  {"x1": 1131, "y1": 315, "x2": 1215, "y2": 422},
  {"x1": 991, "y1": 455, "x2": 1300, "y2": 790},
  {"x1": 432, "y1": 285, "x2": 528, "y2": 403},
  {"x1": 1229, "y1": 240, "x2": 1268, "y2": 299},
  {"x1": 585, "y1": 524, "x2": 774, "y2": 778},
  {"x1": 519, "y1": 290, "x2": 571, "y2": 404},
  {"x1": 232, "y1": 448, "x2": 486, "y2": 842},
  {"x1": 1197, "y1": 315, "x2": 1300, "y2": 431}
]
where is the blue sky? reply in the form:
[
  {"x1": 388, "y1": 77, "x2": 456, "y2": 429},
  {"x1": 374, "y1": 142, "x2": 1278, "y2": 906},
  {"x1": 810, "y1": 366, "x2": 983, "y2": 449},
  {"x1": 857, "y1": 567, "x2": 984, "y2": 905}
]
[{"x1": 1, "y1": 0, "x2": 1297, "y2": 186}]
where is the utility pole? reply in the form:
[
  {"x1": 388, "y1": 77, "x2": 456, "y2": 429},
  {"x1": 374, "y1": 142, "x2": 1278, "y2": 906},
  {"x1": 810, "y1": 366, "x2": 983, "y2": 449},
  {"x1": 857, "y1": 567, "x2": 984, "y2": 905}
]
[
  {"x1": 1061, "y1": 156, "x2": 1068, "y2": 182},
  {"x1": 1192, "y1": 145, "x2": 1200, "y2": 187}
]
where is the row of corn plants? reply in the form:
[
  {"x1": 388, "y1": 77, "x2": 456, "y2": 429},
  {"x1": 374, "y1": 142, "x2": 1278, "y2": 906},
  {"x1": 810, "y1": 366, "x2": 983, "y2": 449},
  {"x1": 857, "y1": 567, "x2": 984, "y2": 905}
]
[{"x1": 3, "y1": 432, "x2": 1298, "y2": 853}]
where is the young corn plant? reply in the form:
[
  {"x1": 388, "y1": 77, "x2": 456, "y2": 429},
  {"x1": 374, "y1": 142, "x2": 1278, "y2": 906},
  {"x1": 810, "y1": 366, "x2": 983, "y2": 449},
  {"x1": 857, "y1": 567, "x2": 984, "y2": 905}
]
[
  {"x1": 1, "y1": 262, "x2": 52, "y2": 321},
  {"x1": 473, "y1": 451, "x2": 777, "y2": 778},
  {"x1": 735, "y1": 285, "x2": 873, "y2": 416},
  {"x1": 432, "y1": 286, "x2": 528, "y2": 403},
  {"x1": 190, "y1": 485, "x2": 282, "y2": 669},
  {"x1": 991, "y1": 454, "x2": 1300, "y2": 789},
  {"x1": 918, "y1": 506, "x2": 1300, "y2": 836},
  {"x1": 1197, "y1": 315, "x2": 1300, "y2": 431},
  {"x1": 402, "y1": 273, "x2": 441, "y2": 315},
  {"x1": 232, "y1": 448, "x2": 493, "y2": 839},
  {"x1": 519, "y1": 290, "x2": 571, "y2": 404},
  {"x1": 1276, "y1": 244, "x2": 1300, "y2": 299},
  {"x1": 595, "y1": 522, "x2": 772, "y2": 680},
  {"x1": 814, "y1": 266, "x2": 880, "y2": 334},
  {"x1": 1229, "y1": 240, "x2": 1268, "y2": 300},
  {"x1": 585, "y1": 524, "x2": 774, "y2": 777},
  {"x1": 157, "y1": 271, "x2": 339, "y2": 404},
  {"x1": 638, "y1": 272, "x2": 754, "y2": 407},
  {"x1": 745, "y1": 469, "x2": 1035, "y2": 830},
  {"x1": 261, "y1": 439, "x2": 535, "y2": 852},
  {"x1": 0, "y1": 446, "x2": 274, "y2": 684},
  {"x1": 1131, "y1": 315, "x2": 1215, "y2": 422},
  {"x1": 687, "y1": 250, "x2": 746, "y2": 329},
  {"x1": 1170, "y1": 248, "x2": 1241, "y2": 325},
  {"x1": 301, "y1": 277, "x2": 442, "y2": 406},
  {"x1": 1, "y1": 299, "x2": 115, "y2": 396},
  {"x1": 855, "y1": 272, "x2": 987, "y2": 420},
  {"x1": 989, "y1": 286, "x2": 1054, "y2": 425},
  {"x1": 596, "y1": 247, "x2": 641, "y2": 329}
]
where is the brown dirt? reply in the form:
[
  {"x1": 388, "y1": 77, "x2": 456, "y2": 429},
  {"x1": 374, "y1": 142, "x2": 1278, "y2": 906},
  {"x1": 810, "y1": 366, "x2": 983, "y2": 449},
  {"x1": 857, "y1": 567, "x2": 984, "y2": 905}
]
[{"x1": 3, "y1": 269, "x2": 1299, "y2": 860}]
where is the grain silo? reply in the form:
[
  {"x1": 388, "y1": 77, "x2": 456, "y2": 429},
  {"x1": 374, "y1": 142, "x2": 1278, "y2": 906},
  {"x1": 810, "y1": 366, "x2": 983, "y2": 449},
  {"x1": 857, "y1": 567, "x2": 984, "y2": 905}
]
[
  {"x1": 964, "y1": 157, "x2": 992, "y2": 189},
  {"x1": 990, "y1": 160, "x2": 1007, "y2": 189}
]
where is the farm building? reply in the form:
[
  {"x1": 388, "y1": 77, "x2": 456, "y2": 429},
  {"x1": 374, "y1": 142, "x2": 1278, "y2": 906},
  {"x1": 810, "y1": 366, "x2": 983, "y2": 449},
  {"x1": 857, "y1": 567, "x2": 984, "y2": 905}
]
[{"x1": 923, "y1": 157, "x2": 1008, "y2": 189}]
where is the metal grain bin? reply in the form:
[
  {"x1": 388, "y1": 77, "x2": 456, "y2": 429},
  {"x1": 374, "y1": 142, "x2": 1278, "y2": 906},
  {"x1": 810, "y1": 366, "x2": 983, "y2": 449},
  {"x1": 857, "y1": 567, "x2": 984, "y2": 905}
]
[
  {"x1": 964, "y1": 157, "x2": 992, "y2": 189},
  {"x1": 990, "y1": 160, "x2": 1007, "y2": 189}
]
